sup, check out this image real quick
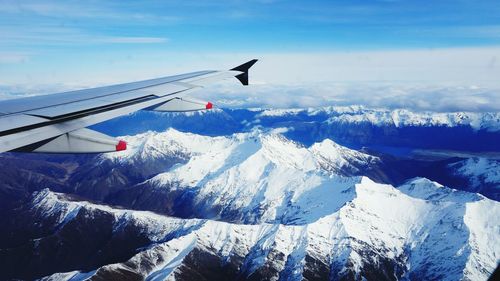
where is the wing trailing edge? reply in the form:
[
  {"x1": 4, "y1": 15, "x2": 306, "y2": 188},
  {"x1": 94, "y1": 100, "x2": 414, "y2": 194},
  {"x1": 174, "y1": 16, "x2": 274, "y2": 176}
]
[
  {"x1": 14, "y1": 128, "x2": 126, "y2": 153},
  {"x1": 0, "y1": 60, "x2": 258, "y2": 153},
  {"x1": 152, "y1": 97, "x2": 213, "y2": 112}
]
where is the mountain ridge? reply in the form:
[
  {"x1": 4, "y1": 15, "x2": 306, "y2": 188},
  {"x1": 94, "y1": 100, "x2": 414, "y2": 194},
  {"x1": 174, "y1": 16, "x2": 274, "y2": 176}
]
[
  {"x1": 6, "y1": 174, "x2": 496, "y2": 281},
  {"x1": 0, "y1": 119, "x2": 498, "y2": 280}
]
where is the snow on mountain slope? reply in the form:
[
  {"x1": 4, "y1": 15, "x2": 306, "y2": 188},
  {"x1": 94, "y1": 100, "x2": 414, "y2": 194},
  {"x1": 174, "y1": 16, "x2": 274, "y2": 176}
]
[
  {"x1": 330, "y1": 109, "x2": 500, "y2": 131},
  {"x1": 116, "y1": 129, "x2": 379, "y2": 224},
  {"x1": 33, "y1": 176, "x2": 499, "y2": 281},
  {"x1": 450, "y1": 157, "x2": 500, "y2": 187},
  {"x1": 104, "y1": 129, "x2": 232, "y2": 163},
  {"x1": 447, "y1": 157, "x2": 500, "y2": 200},
  {"x1": 256, "y1": 106, "x2": 500, "y2": 131},
  {"x1": 10, "y1": 129, "x2": 495, "y2": 280},
  {"x1": 310, "y1": 139, "x2": 380, "y2": 174},
  {"x1": 397, "y1": 178, "x2": 490, "y2": 280}
]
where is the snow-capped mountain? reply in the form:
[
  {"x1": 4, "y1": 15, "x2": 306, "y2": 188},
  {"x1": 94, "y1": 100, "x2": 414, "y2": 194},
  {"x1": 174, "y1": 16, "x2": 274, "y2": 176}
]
[
  {"x1": 256, "y1": 106, "x2": 500, "y2": 132},
  {"x1": 0, "y1": 115, "x2": 499, "y2": 280},
  {"x1": 90, "y1": 106, "x2": 500, "y2": 151},
  {"x1": 96, "y1": 129, "x2": 388, "y2": 223},
  {"x1": 6, "y1": 176, "x2": 497, "y2": 281}
]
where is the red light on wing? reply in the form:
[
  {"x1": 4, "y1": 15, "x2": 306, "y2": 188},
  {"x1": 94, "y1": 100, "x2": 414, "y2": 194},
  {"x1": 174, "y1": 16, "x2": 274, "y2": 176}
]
[{"x1": 116, "y1": 140, "x2": 127, "y2": 151}]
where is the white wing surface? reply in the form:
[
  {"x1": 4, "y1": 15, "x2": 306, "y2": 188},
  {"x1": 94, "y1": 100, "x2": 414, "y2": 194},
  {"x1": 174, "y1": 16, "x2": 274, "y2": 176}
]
[{"x1": 0, "y1": 60, "x2": 257, "y2": 153}]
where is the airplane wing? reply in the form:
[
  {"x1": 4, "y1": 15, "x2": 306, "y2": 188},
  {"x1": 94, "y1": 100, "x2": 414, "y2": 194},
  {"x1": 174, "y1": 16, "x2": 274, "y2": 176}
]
[{"x1": 0, "y1": 59, "x2": 258, "y2": 153}]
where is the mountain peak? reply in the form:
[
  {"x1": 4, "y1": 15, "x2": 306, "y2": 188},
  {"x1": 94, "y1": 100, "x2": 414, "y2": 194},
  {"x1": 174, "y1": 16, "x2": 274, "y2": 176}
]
[{"x1": 28, "y1": 174, "x2": 499, "y2": 281}]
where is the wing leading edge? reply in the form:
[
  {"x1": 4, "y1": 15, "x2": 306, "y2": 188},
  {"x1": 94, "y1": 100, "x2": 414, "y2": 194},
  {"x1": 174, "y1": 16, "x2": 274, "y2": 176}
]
[{"x1": 0, "y1": 60, "x2": 258, "y2": 153}]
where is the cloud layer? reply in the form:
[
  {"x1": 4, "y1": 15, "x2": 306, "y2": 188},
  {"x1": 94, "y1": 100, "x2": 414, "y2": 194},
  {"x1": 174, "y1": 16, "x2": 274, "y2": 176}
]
[
  {"x1": 1, "y1": 47, "x2": 499, "y2": 113},
  {"x1": 1, "y1": 81, "x2": 498, "y2": 113},
  {"x1": 199, "y1": 82, "x2": 500, "y2": 112}
]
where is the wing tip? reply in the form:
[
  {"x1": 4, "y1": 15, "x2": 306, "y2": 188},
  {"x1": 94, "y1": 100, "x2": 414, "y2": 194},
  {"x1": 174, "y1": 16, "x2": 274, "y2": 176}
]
[
  {"x1": 231, "y1": 59, "x2": 258, "y2": 72},
  {"x1": 231, "y1": 59, "x2": 258, "y2": 86}
]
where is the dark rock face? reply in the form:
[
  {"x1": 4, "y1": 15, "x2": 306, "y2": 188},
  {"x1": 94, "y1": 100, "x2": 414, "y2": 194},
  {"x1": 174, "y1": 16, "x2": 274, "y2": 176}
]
[
  {"x1": 303, "y1": 255, "x2": 330, "y2": 281},
  {"x1": 172, "y1": 248, "x2": 241, "y2": 281},
  {"x1": 63, "y1": 151, "x2": 188, "y2": 201},
  {"x1": 0, "y1": 194, "x2": 151, "y2": 280},
  {"x1": 106, "y1": 181, "x2": 188, "y2": 216},
  {"x1": 0, "y1": 154, "x2": 68, "y2": 210}
]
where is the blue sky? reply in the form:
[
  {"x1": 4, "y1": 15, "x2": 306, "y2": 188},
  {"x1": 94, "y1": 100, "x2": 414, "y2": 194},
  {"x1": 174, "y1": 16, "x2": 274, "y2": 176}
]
[
  {"x1": 2, "y1": 0, "x2": 500, "y2": 52},
  {"x1": 1, "y1": 0, "x2": 500, "y2": 111}
]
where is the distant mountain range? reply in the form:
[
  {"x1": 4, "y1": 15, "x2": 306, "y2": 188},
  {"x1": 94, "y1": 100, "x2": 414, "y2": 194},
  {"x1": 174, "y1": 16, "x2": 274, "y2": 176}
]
[
  {"x1": 91, "y1": 106, "x2": 500, "y2": 151},
  {"x1": 0, "y1": 107, "x2": 498, "y2": 280}
]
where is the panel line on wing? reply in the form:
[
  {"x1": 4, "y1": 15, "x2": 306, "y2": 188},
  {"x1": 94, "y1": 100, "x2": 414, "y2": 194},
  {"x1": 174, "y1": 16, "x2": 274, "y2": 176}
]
[
  {"x1": 0, "y1": 95, "x2": 158, "y2": 137},
  {"x1": 0, "y1": 60, "x2": 258, "y2": 153},
  {"x1": 0, "y1": 70, "x2": 217, "y2": 115}
]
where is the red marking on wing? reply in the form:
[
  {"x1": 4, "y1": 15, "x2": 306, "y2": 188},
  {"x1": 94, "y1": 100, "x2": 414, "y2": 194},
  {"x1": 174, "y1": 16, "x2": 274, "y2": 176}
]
[{"x1": 116, "y1": 140, "x2": 127, "y2": 151}]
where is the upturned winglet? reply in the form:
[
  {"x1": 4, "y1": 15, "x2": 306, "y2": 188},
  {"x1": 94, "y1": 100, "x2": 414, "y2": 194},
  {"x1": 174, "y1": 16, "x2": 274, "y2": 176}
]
[{"x1": 231, "y1": 59, "x2": 258, "y2": 86}]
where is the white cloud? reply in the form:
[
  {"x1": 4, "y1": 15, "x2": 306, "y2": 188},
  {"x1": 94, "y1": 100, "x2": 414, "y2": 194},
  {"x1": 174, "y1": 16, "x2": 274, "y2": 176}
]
[
  {"x1": 0, "y1": 26, "x2": 168, "y2": 45},
  {"x1": 248, "y1": 48, "x2": 500, "y2": 86},
  {"x1": 80, "y1": 47, "x2": 496, "y2": 86},
  {"x1": 95, "y1": 36, "x2": 168, "y2": 44},
  {"x1": 197, "y1": 82, "x2": 500, "y2": 112},
  {"x1": 1, "y1": 47, "x2": 500, "y2": 112},
  {"x1": 0, "y1": 52, "x2": 30, "y2": 63},
  {"x1": 1, "y1": 80, "x2": 499, "y2": 112},
  {"x1": 427, "y1": 25, "x2": 500, "y2": 40},
  {"x1": 0, "y1": 0, "x2": 180, "y2": 22},
  {"x1": 95, "y1": 47, "x2": 500, "y2": 85},
  {"x1": 158, "y1": 48, "x2": 500, "y2": 111}
]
